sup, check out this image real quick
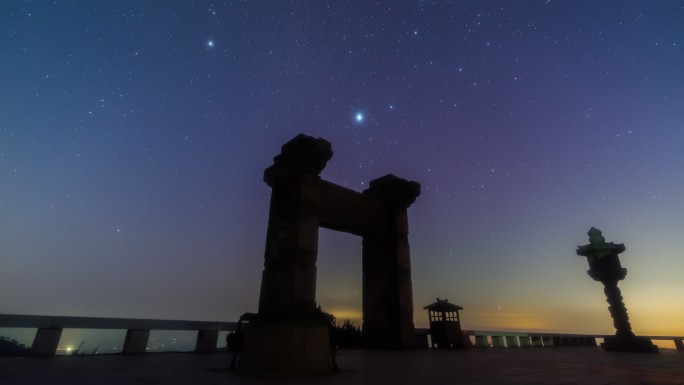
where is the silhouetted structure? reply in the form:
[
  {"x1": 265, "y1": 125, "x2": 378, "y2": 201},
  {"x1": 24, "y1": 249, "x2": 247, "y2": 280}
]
[
  {"x1": 576, "y1": 227, "x2": 658, "y2": 353},
  {"x1": 424, "y1": 298, "x2": 467, "y2": 349},
  {"x1": 239, "y1": 134, "x2": 421, "y2": 376}
]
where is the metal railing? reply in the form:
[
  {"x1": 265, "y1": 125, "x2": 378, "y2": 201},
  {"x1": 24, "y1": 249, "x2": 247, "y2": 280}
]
[{"x1": 0, "y1": 314, "x2": 236, "y2": 356}]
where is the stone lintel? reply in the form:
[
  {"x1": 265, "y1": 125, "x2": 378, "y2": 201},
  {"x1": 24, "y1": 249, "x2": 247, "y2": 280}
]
[
  {"x1": 363, "y1": 174, "x2": 420, "y2": 208},
  {"x1": 264, "y1": 134, "x2": 333, "y2": 186}
]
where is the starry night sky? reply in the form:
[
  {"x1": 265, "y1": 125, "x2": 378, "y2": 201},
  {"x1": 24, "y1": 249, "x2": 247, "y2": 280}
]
[{"x1": 2, "y1": 1, "x2": 683, "y2": 336}]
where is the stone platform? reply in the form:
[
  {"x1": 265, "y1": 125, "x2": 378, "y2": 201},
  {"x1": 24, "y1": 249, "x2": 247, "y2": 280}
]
[{"x1": 2, "y1": 348, "x2": 683, "y2": 384}]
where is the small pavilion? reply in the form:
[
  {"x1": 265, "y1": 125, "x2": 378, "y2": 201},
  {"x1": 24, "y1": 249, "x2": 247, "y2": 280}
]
[{"x1": 424, "y1": 298, "x2": 466, "y2": 349}]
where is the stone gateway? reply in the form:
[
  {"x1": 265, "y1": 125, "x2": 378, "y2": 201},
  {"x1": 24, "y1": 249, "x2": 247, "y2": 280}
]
[{"x1": 240, "y1": 134, "x2": 421, "y2": 376}]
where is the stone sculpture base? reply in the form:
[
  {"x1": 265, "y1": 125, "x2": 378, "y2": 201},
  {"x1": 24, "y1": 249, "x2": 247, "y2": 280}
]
[
  {"x1": 602, "y1": 335, "x2": 659, "y2": 353},
  {"x1": 238, "y1": 317, "x2": 331, "y2": 377}
]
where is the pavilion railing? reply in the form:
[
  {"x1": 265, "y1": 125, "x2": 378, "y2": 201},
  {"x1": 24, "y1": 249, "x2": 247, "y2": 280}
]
[{"x1": 0, "y1": 314, "x2": 236, "y2": 356}]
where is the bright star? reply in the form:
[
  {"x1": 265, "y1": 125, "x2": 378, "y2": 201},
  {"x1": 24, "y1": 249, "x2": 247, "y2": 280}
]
[
  {"x1": 207, "y1": 40, "x2": 214, "y2": 48},
  {"x1": 355, "y1": 113, "x2": 364, "y2": 123}
]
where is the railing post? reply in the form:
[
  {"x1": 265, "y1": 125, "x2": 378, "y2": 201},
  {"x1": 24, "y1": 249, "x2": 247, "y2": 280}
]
[
  {"x1": 531, "y1": 336, "x2": 543, "y2": 347},
  {"x1": 519, "y1": 336, "x2": 532, "y2": 347},
  {"x1": 674, "y1": 339, "x2": 684, "y2": 350},
  {"x1": 491, "y1": 336, "x2": 505, "y2": 348},
  {"x1": 542, "y1": 337, "x2": 554, "y2": 347},
  {"x1": 122, "y1": 329, "x2": 150, "y2": 354},
  {"x1": 195, "y1": 330, "x2": 218, "y2": 353},
  {"x1": 505, "y1": 336, "x2": 519, "y2": 347},
  {"x1": 31, "y1": 328, "x2": 62, "y2": 356}
]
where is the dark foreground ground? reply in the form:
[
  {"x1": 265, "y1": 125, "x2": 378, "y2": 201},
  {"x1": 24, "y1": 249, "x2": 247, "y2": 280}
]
[{"x1": 1, "y1": 348, "x2": 683, "y2": 385}]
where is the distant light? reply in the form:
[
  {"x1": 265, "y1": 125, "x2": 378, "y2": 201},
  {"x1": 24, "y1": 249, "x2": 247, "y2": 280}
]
[
  {"x1": 207, "y1": 40, "x2": 214, "y2": 48},
  {"x1": 355, "y1": 113, "x2": 364, "y2": 123}
]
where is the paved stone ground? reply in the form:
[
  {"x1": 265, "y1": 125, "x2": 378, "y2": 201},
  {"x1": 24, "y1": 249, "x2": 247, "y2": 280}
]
[{"x1": 1, "y1": 348, "x2": 683, "y2": 384}]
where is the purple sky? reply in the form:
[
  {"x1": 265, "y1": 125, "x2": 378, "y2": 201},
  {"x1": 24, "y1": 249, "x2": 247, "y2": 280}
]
[{"x1": 1, "y1": 1, "x2": 683, "y2": 336}]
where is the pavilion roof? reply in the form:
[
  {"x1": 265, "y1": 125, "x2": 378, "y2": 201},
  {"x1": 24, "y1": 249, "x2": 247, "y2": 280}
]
[{"x1": 423, "y1": 298, "x2": 463, "y2": 311}]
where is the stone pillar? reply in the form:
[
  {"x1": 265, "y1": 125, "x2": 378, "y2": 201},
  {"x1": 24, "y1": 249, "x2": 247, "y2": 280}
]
[
  {"x1": 603, "y1": 282, "x2": 633, "y2": 337},
  {"x1": 362, "y1": 175, "x2": 420, "y2": 350},
  {"x1": 31, "y1": 328, "x2": 62, "y2": 356},
  {"x1": 240, "y1": 135, "x2": 333, "y2": 377},
  {"x1": 257, "y1": 135, "x2": 332, "y2": 317},
  {"x1": 195, "y1": 330, "x2": 218, "y2": 353},
  {"x1": 122, "y1": 329, "x2": 149, "y2": 354},
  {"x1": 576, "y1": 228, "x2": 658, "y2": 353}
]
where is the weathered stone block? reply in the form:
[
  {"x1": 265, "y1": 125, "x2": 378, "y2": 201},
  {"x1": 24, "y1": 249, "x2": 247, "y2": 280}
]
[{"x1": 239, "y1": 319, "x2": 330, "y2": 377}]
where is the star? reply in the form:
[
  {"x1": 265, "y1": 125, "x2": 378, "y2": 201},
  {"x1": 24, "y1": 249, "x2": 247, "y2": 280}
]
[
  {"x1": 207, "y1": 40, "x2": 214, "y2": 48},
  {"x1": 355, "y1": 112, "x2": 364, "y2": 123}
]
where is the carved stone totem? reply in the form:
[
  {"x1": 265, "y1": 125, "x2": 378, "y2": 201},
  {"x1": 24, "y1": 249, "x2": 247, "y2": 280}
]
[{"x1": 576, "y1": 227, "x2": 658, "y2": 352}]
